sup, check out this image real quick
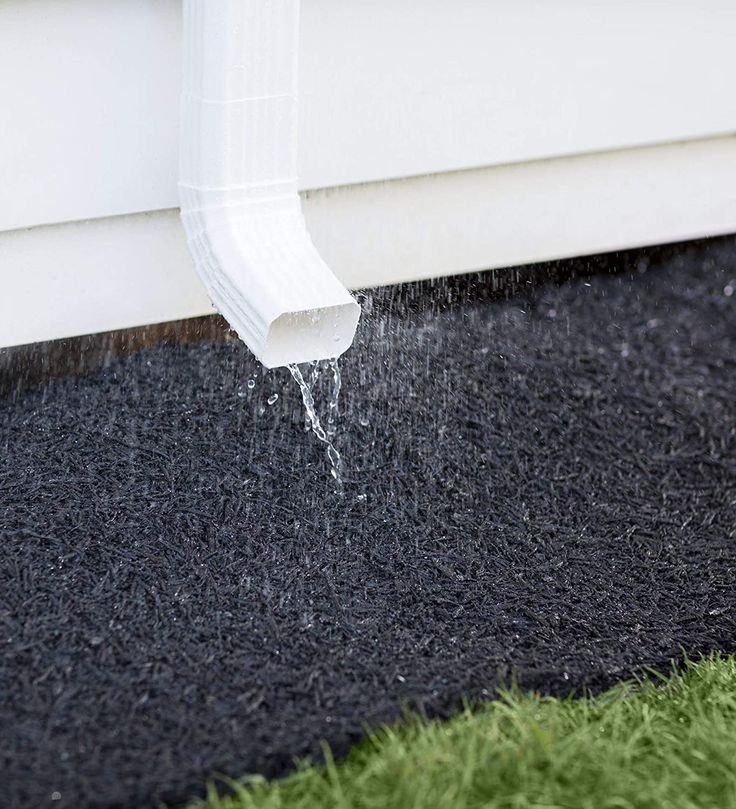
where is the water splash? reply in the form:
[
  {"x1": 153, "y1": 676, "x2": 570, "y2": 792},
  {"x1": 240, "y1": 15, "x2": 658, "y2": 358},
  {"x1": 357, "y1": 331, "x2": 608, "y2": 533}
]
[{"x1": 288, "y1": 361, "x2": 343, "y2": 490}]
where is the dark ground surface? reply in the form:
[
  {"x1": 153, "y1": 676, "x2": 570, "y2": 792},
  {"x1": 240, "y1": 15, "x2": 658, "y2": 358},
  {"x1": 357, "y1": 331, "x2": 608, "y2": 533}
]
[{"x1": 2, "y1": 238, "x2": 736, "y2": 809}]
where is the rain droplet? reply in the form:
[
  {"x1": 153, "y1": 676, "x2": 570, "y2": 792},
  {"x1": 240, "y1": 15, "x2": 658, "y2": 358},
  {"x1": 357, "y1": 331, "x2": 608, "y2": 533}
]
[
  {"x1": 247, "y1": 379, "x2": 256, "y2": 390},
  {"x1": 267, "y1": 393, "x2": 279, "y2": 406},
  {"x1": 724, "y1": 284, "x2": 734, "y2": 297}
]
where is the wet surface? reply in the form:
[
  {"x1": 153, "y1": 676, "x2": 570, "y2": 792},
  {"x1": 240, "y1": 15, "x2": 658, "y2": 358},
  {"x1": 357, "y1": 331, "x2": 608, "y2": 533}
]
[{"x1": 1, "y1": 238, "x2": 736, "y2": 808}]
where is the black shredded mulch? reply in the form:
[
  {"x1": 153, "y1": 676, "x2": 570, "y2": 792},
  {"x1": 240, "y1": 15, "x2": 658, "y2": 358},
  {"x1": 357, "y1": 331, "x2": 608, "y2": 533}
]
[{"x1": 2, "y1": 238, "x2": 736, "y2": 809}]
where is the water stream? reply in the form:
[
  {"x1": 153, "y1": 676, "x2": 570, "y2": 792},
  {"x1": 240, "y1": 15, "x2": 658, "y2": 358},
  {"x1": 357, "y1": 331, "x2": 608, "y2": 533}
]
[
  {"x1": 288, "y1": 360, "x2": 344, "y2": 490},
  {"x1": 325, "y1": 358, "x2": 341, "y2": 442}
]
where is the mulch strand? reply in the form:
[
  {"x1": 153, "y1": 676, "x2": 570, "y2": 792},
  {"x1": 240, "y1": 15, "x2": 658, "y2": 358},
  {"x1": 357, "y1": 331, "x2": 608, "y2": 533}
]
[{"x1": 1, "y1": 237, "x2": 735, "y2": 809}]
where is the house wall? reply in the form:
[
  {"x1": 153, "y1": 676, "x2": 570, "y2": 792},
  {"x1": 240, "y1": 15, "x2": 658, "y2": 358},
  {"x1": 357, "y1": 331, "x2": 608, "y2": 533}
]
[{"x1": 1, "y1": 0, "x2": 736, "y2": 347}]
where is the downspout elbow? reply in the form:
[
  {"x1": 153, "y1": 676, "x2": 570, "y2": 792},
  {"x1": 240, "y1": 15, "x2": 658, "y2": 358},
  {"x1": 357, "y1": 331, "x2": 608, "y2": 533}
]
[{"x1": 180, "y1": 0, "x2": 360, "y2": 368}]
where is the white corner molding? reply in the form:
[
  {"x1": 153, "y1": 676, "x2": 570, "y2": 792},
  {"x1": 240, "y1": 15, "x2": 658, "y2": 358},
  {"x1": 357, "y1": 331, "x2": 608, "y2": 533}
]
[{"x1": 179, "y1": 0, "x2": 360, "y2": 368}]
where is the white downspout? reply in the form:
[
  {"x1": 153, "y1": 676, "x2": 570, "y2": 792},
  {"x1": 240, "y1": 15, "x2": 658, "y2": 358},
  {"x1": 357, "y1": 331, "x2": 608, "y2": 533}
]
[{"x1": 180, "y1": 0, "x2": 360, "y2": 368}]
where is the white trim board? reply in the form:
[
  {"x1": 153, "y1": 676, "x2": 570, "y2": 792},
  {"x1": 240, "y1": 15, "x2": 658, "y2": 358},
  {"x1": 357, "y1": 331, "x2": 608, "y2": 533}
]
[{"x1": 2, "y1": 136, "x2": 735, "y2": 349}]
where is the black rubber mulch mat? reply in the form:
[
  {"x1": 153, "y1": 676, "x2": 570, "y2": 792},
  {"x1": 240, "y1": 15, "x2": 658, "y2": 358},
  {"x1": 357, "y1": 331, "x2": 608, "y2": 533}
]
[{"x1": 2, "y1": 238, "x2": 736, "y2": 809}]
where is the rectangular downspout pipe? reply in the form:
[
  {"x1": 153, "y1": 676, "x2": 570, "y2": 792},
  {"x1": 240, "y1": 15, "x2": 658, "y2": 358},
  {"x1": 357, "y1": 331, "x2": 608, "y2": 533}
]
[{"x1": 180, "y1": 0, "x2": 360, "y2": 368}]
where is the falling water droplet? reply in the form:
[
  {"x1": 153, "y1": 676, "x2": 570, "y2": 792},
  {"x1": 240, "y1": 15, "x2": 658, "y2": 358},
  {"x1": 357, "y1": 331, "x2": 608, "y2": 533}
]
[
  {"x1": 247, "y1": 378, "x2": 256, "y2": 390},
  {"x1": 267, "y1": 393, "x2": 279, "y2": 406}
]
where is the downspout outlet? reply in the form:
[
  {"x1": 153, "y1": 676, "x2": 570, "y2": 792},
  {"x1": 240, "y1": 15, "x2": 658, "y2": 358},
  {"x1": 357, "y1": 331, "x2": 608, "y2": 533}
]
[{"x1": 180, "y1": 0, "x2": 360, "y2": 368}]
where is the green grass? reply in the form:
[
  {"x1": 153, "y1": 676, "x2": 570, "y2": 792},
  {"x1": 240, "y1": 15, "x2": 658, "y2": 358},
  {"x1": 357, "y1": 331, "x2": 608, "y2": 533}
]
[{"x1": 190, "y1": 655, "x2": 736, "y2": 809}]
